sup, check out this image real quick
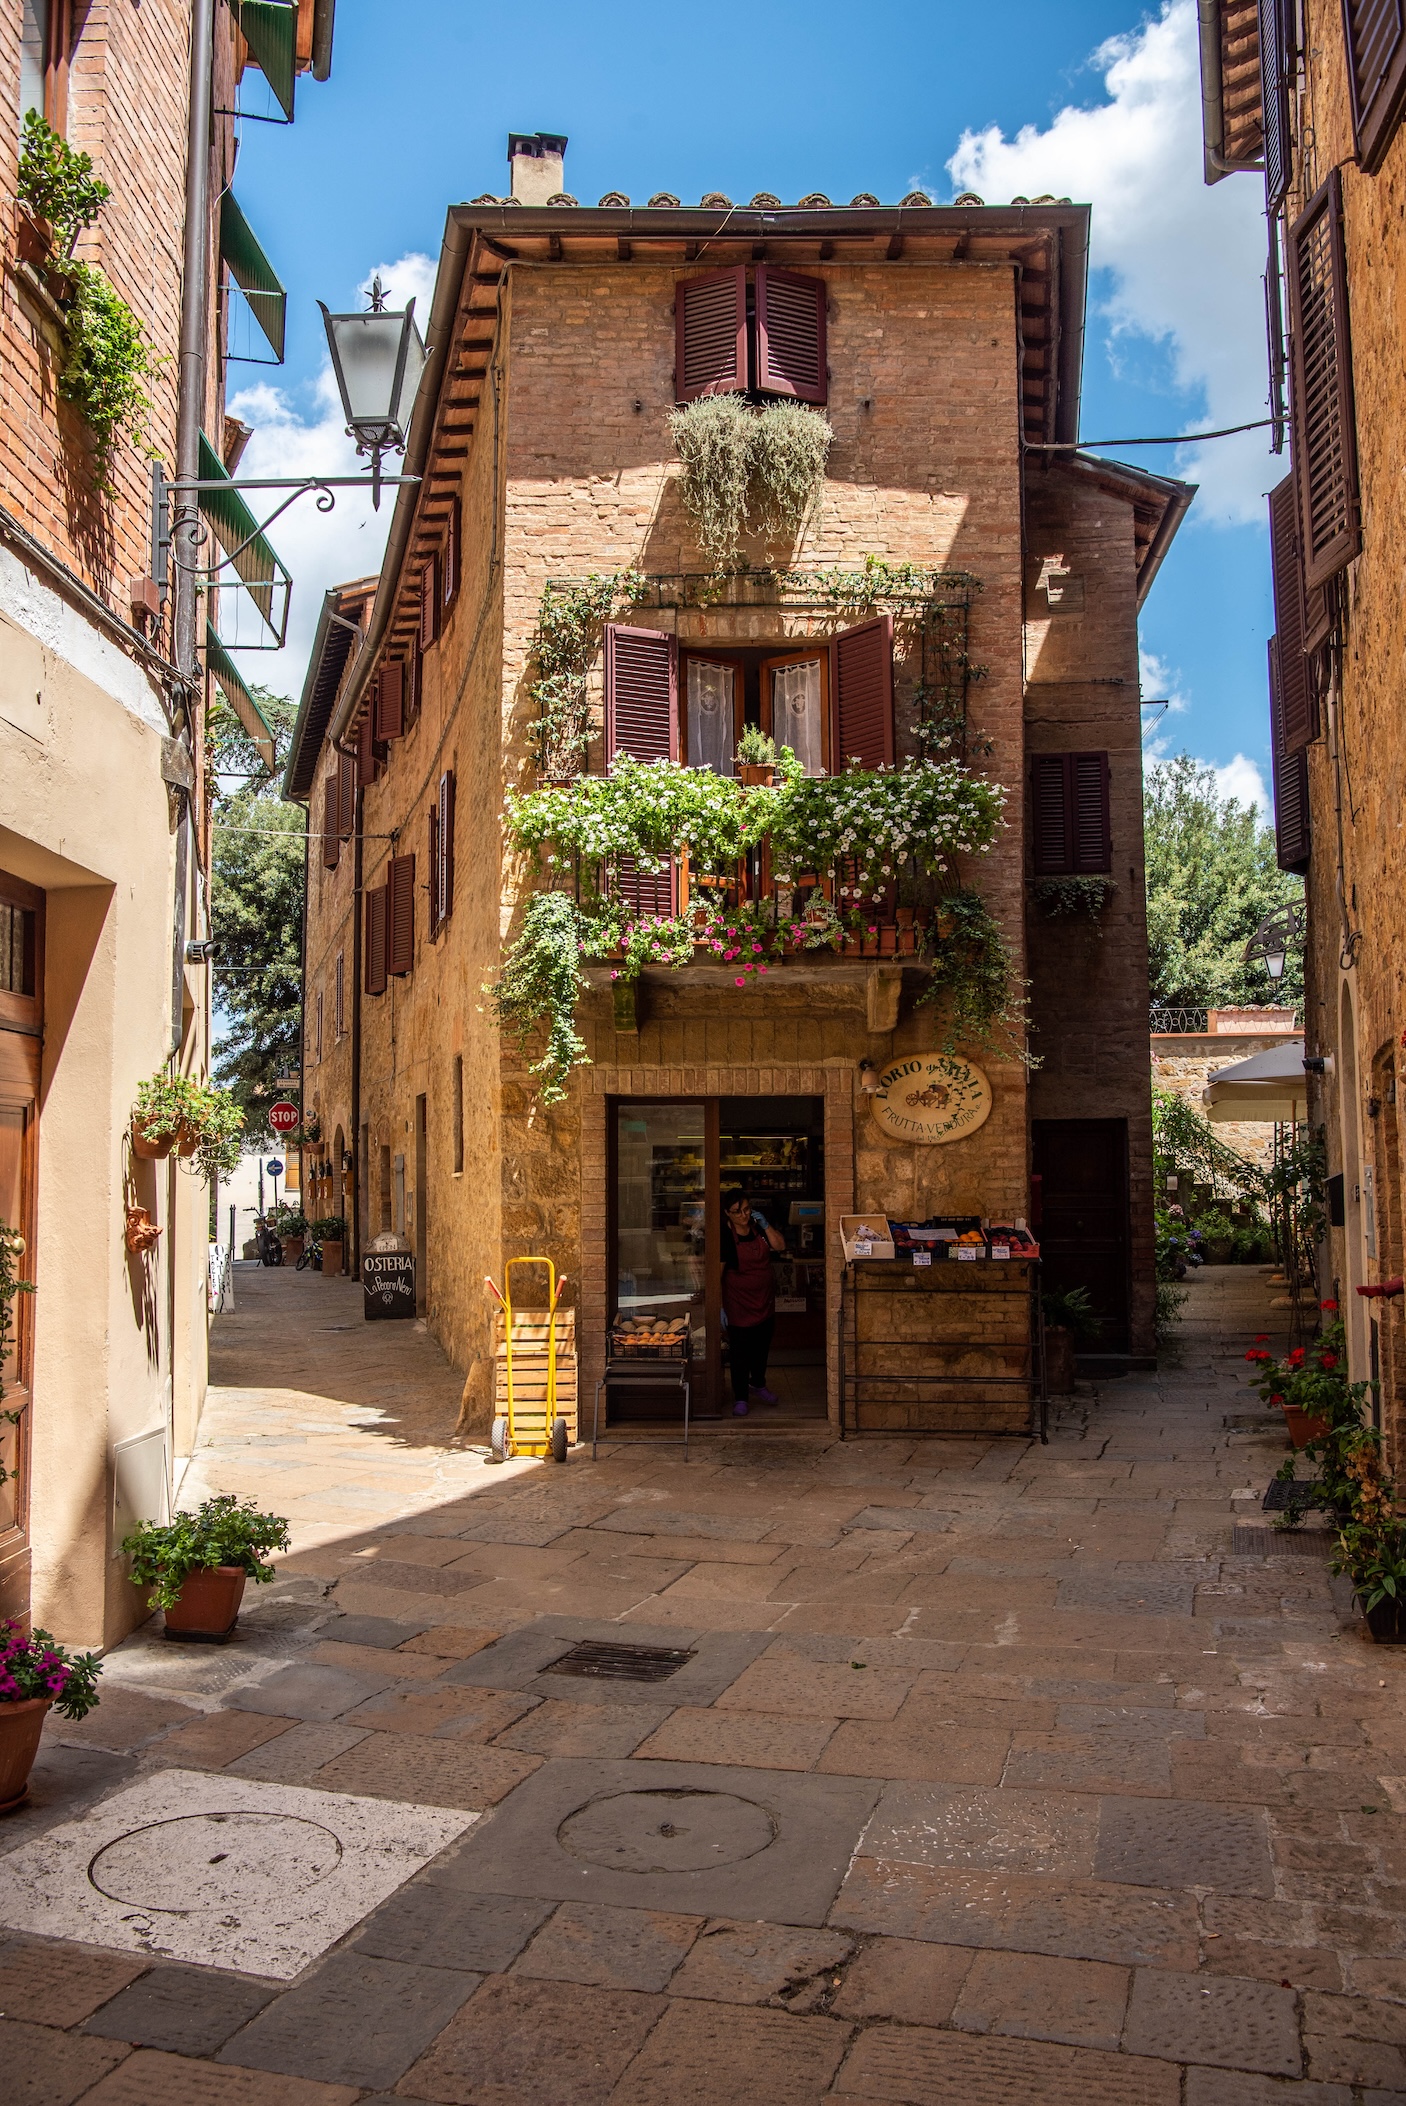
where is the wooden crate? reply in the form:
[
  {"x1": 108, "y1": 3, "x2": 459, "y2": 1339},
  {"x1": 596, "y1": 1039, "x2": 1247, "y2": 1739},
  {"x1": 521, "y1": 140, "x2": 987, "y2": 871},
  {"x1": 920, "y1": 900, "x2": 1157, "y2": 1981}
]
[{"x1": 492, "y1": 1308, "x2": 578, "y2": 1446}]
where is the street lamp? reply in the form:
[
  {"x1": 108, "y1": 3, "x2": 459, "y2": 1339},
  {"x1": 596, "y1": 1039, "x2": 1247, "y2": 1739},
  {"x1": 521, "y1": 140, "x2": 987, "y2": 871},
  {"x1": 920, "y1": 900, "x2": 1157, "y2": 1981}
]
[
  {"x1": 1242, "y1": 901, "x2": 1305, "y2": 988},
  {"x1": 320, "y1": 277, "x2": 426, "y2": 509}
]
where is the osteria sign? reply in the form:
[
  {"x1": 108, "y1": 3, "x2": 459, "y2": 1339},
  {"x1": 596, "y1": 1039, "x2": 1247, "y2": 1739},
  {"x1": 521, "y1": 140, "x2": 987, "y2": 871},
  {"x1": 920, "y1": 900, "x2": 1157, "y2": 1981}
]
[{"x1": 870, "y1": 1054, "x2": 992, "y2": 1145}]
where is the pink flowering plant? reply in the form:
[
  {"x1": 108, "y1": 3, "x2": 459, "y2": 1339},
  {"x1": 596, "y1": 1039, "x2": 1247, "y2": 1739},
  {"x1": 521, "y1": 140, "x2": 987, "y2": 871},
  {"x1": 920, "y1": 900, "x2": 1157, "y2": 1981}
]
[{"x1": 0, "y1": 1619, "x2": 102, "y2": 1718}]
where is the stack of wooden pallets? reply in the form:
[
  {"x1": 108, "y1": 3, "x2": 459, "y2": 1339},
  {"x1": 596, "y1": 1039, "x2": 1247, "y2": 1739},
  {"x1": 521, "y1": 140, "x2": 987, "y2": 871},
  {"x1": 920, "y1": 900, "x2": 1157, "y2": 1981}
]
[{"x1": 492, "y1": 1305, "x2": 578, "y2": 1454}]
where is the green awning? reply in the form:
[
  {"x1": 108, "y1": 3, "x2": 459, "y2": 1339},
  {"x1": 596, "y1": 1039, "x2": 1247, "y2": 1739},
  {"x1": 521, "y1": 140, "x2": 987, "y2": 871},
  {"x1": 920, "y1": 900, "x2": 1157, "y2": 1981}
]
[
  {"x1": 206, "y1": 626, "x2": 275, "y2": 772},
  {"x1": 233, "y1": 0, "x2": 297, "y2": 121},
  {"x1": 220, "y1": 192, "x2": 286, "y2": 362},
  {"x1": 197, "y1": 432, "x2": 289, "y2": 636}
]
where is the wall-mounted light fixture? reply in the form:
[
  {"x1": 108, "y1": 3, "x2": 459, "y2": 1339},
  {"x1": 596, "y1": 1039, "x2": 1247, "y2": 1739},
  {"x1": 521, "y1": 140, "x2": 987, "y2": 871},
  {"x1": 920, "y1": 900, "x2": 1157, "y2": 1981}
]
[{"x1": 858, "y1": 1060, "x2": 880, "y2": 1095}]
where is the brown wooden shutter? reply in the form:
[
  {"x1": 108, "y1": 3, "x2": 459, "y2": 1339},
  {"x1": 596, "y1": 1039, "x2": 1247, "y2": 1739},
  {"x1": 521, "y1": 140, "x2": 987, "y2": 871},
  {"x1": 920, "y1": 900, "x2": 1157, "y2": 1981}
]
[
  {"x1": 1268, "y1": 476, "x2": 1318, "y2": 752},
  {"x1": 375, "y1": 661, "x2": 405, "y2": 742},
  {"x1": 1269, "y1": 638, "x2": 1311, "y2": 871},
  {"x1": 335, "y1": 950, "x2": 344, "y2": 1037},
  {"x1": 605, "y1": 624, "x2": 678, "y2": 915},
  {"x1": 337, "y1": 750, "x2": 356, "y2": 840},
  {"x1": 755, "y1": 267, "x2": 828, "y2": 404},
  {"x1": 1031, "y1": 754, "x2": 1070, "y2": 874},
  {"x1": 356, "y1": 710, "x2": 378, "y2": 787},
  {"x1": 1287, "y1": 170, "x2": 1361, "y2": 591},
  {"x1": 442, "y1": 497, "x2": 460, "y2": 610},
  {"x1": 1071, "y1": 753, "x2": 1112, "y2": 872},
  {"x1": 365, "y1": 885, "x2": 388, "y2": 995},
  {"x1": 675, "y1": 267, "x2": 747, "y2": 402},
  {"x1": 1259, "y1": 0, "x2": 1293, "y2": 207},
  {"x1": 829, "y1": 616, "x2": 894, "y2": 770},
  {"x1": 419, "y1": 557, "x2": 439, "y2": 648},
  {"x1": 1031, "y1": 753, "x2": 1110, "y2": 873},
  {"x1": 387, "y1": 853, "x2": 415, "y2": 975},
  {"x1": 427, "y1": 801, "x2": 440, "y2": 936},
  {"x1": 322, "y1": 775, "x2": 340, "y2": 869},
  {"x1": 1344, "y1": 0, "x2": 1406, "y2": 171},
  {"x1": 437, "y1": 769, "x2": 455, "y2": 925}
]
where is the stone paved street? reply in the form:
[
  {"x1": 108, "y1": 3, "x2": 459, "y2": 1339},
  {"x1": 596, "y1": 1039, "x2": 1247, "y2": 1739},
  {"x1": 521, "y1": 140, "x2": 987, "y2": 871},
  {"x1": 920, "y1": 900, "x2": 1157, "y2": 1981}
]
[{"x1": 4, "y1": 1262, "x2": 1406, "y2": 2101}]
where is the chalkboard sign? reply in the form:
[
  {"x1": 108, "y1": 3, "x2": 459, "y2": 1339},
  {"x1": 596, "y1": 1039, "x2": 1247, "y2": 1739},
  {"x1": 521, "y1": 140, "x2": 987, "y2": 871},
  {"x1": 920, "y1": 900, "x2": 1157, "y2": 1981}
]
[{"x1": 363, "y1": 1251, "x2": 415, "y2": 1321}]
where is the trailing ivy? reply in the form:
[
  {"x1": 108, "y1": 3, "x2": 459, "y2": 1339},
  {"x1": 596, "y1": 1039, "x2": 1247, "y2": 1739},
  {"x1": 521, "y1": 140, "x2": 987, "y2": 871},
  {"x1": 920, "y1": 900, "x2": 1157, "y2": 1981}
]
[
  {"x1": 749, "y1": 400, "x2": 833, "y2": 539},
  {"x1": 485, "y1": 890, "x2": 591, "y2": 1104},
  {"x1": 916, "y1": 890, "x2": 1030, "y2": 1060},
  {"x1": 529, "y1": 569, "x2": 642, "y2": 778}
]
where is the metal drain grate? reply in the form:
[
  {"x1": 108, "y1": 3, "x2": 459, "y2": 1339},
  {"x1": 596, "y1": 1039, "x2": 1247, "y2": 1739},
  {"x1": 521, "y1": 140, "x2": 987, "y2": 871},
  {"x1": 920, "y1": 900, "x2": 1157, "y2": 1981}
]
[
  {"x1": 1232, "y1": 1524, "x2": 1335, "y2": 1557},
  {"x1": 545, "y1": 1639, "x2": 696, "y2": 1683},
  {"x1": 1262, "y1": 1479, "x2": 1331, "y2": 1513}
]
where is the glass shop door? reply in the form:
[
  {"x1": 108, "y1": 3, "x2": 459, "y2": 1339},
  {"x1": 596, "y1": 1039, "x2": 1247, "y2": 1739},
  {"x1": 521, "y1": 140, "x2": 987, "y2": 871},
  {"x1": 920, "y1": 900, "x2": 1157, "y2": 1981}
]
[{"x1": 609, "y1": 1101, "x2": 720, "y2": 1418}]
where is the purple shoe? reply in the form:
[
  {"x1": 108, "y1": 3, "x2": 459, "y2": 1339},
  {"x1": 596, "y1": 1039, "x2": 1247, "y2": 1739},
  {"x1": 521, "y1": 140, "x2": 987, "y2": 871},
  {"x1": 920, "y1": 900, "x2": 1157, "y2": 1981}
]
[
  {"x1": 732, "y1": 1399, "x2": 749, "y2": 1415},
  {"x1": 749, "y1": 1386, "x2": 778, "y2": 1404}
]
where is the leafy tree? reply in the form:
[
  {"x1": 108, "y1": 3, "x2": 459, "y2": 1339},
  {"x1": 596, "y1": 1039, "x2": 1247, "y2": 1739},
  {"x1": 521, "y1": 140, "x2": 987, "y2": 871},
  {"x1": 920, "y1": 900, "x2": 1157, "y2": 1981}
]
[
  {"x1": 209, "y1": 688, "x2": 304, "y2": 1139},
  {"x1": 1143, "y1": 754, "x2": 1303, "y2": 1013}
]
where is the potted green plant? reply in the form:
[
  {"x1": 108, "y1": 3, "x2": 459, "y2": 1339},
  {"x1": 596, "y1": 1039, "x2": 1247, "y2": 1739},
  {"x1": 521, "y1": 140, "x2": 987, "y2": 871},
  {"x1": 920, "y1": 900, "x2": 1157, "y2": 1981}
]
[
  {"x1": 272, "y1": 1206, "x2": 309, "y2": 1263},
  {"x1": 122, "y1": 1494, "x2": 291, "y2": 1642},
  {"x1": 1041, "y1": 1284, "x2": 1104, "y2": 1396},
  {"x1": 0, "y1": 1619, "x2": 102, "y2": 1809},
  {"x1": 1334, "y1": 1519, "x2": 1406, "y2": 1642},
  {"x1": 735, "y1": 726, "x2": 780, "y2": 787},
  {"x1": 131, "y1": 1070, "x2": 205, "y2": 1160},
  {"x1": 311, "y1": 1215, "x2": 348, "y2": 1277}
]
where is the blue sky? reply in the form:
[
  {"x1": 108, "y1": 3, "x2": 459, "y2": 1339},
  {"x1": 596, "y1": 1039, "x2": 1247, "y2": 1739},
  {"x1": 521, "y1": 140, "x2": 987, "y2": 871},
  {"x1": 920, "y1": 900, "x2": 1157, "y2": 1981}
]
[{"x1": 228, "y1": 0, "x2": 1277, "y2": 804}]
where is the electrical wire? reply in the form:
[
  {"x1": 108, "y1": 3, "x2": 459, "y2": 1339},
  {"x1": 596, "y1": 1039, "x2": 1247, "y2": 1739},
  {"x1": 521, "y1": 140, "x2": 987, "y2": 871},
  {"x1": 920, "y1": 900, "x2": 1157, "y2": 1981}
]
[{"x1": 1028, "y1": 417, "x2": 1275, "y2": 450}]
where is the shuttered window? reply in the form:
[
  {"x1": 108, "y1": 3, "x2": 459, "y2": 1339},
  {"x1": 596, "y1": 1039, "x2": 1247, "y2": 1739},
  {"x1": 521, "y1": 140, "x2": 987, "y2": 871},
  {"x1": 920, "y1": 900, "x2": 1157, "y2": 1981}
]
[
  {"x1": 420, "y1": 557, "x2": 439, "y2": 648},
  {"x1": 374, "y1": 661, "x2": 405, "y2": 743},
  {"x1": 315, "y1": 989, "x2": 323, "y2": 1065},
  {"x1": 1031, "y1": 753, "x2": 1112, "y2": 874},
  {"x1": 605, "y1": 623, "x2": 678, "y2": 915},
  {"x1": 675, "y1": 267, "x2": 748, "y2": 402},
  {"x1": 755, "y1": 267, "x2": 827, "y2": 404},
  {"x1": 356, "y1": 709, "x2": 379, "y2": 788},
  {"x1": 337, "y1": 750, "x2": 356, "y2": 840},
  {"x1": 322, "y1": 774, "x2": 340, "y2": 869},
  {"x1": 829, "y1": 617, "x2": 894, "y2": 770},
  {"x1": 1287, "y1": 170, "x2": 1361, "y2": 590},
  {"x1": 1268, "y1": 476, "x2": 1318, "y2": 752},
  {"x1": 365, "y1": 885, "x2": 388, "y2": 995},
  {"x1": 1259, "y1": 0, "x2": 1293, "y2": 207},
  {"x1": 436, "y1": 769, "x2": 455, "y2": 928},
  {"x1": 442, "y1": 497, "x2": 460, "y2": 611},
  {"x1": 387, "y1": 853, "x2": 415, "y2": 975},
  {"x1": 1344, "y1": 0, "x2": 1406, "y2": 171},
  {"x1": 1269, "y1": 638, "x2": 1312, "y2": 871}
]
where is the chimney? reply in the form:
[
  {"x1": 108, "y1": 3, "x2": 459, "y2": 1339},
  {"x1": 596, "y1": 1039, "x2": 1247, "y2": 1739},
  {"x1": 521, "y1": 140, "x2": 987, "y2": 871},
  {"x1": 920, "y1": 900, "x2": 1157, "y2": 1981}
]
[{"x1": 508, "y1": 131, "x2": 568, "y2": 204}]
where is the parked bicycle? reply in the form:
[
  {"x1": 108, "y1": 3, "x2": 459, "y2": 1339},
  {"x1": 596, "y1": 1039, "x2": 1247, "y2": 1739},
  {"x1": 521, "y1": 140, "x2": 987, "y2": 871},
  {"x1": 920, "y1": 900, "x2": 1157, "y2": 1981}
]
[{"x1": 295, "y1": 1238, "x2": 323, "y2": 1272}]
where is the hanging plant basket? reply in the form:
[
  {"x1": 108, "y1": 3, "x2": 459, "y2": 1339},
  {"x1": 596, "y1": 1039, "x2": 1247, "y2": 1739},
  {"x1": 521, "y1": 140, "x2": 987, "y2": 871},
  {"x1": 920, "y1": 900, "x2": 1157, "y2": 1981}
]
[
  {"x1": 131, "y1": 1118, "x2": 174, "y2": 1161},
  {"x1": 15, "y1": 208, "x2": 53, "y2": 271}
]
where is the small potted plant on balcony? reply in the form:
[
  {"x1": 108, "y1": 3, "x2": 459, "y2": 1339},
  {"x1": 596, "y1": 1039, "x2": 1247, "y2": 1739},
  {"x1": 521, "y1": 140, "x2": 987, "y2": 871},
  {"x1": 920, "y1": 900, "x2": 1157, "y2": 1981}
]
[
  {"x1": 735, "y1": 727, "x2": 779, "y2": 787},
  {"x1": 312, "y1": 1215, "x2": 348, "y2": 1277},
  {"x1": 122, "y1": 1494, "x2": 291, "y2": 1642},
  {"x1": 0, "y1": 1621, "x2": 102, "y2": 1809}
]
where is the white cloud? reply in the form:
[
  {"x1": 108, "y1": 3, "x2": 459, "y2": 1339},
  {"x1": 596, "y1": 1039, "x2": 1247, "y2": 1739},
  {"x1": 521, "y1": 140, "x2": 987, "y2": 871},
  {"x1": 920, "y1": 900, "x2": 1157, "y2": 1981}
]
[
  {"x1": 1209, "y1": 752, "x2": 1270, "y2": 812},
  {"x1": 947, "y1": 0, "x2": 1273, "y2": 525},
  {"x1": 222, "y1": 252, "x2": 437, "y2": 704},
  {"x1": 1139, "y1": 642, "x2": 1189, "y2": 714}
]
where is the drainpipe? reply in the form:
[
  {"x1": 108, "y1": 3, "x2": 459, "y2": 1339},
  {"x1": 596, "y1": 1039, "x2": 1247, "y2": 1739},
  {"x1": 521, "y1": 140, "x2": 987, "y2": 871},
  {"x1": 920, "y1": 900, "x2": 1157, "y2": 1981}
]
[
  {"x1": 351, "y1": 787, "x2": 363, "y2": 1275},
  {"x1": 174, "y1": 0, "x2": 214, "y2": 686}
]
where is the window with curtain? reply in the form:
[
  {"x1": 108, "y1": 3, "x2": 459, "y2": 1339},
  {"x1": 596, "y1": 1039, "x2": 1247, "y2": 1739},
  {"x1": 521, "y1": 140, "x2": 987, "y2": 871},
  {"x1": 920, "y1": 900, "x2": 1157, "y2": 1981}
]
[
  {"x1": 771, "y1": 658, "x2": 824, "y2": 775},
  {"x1": 686, "y1": 659, "x2": 735, "y2": 776}
]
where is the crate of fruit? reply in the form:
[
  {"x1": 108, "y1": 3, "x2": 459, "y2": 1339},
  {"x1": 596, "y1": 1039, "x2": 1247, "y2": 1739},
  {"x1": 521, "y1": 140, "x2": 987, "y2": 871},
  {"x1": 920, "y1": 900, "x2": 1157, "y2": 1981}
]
[{"x1": 609, "y1": 1315, "x2": 692, "y2": 1358}]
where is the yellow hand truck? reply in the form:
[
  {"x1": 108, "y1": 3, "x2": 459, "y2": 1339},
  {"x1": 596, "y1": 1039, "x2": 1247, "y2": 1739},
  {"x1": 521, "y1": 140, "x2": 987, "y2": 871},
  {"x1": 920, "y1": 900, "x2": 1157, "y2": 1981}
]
[{"x1": 484, "y1": 1258, "x2": 575, "y2": 1464}]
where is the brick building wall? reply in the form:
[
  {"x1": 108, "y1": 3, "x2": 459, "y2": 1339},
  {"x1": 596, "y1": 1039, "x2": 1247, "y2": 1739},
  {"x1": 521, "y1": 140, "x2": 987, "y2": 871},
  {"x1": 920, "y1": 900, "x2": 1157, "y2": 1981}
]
[{"x1": 305, "y1": 202, "x2": 1183, "y2": 1441}]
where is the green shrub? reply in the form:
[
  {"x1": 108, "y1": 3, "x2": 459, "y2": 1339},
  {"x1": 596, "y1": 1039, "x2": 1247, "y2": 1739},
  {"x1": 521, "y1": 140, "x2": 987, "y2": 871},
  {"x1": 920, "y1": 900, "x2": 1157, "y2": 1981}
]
[
  {"x1": 122, "y1": 1495, "x2": 290, "y2": 1613},
  {"x1": 17, "y1": 111, "x2": 110, "y2": 254}
]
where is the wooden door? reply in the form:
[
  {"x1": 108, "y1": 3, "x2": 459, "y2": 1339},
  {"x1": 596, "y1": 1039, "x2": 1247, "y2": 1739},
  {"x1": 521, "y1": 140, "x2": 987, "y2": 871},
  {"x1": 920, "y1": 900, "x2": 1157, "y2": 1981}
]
[
  {"x1": 1031, "y1": 1118, "x2": 1131, "y2": 1352},
  {"x1": 0, "y1": 870, "x2": 42, "y2": 1627}
]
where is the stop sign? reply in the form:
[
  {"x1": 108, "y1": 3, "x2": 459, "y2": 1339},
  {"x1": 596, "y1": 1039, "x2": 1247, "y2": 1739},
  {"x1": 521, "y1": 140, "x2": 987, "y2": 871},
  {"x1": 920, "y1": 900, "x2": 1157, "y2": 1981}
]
[{"x1": 268, "y1": 1101, "x2": 299, "y2": 1133}]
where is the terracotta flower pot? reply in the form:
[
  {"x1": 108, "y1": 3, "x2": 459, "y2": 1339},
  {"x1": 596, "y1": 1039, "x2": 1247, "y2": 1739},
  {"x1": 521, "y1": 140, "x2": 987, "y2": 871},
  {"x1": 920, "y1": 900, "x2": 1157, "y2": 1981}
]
[
  {"x1": 738, "y1": 764, "x2": 774, "y2": 786},
  {"x1": 879, "y1": 928, "x2": 897, "y2": 956},
  {"x1": 0, "y1": 1695, "x2": 51, "y2": 1811},
  {"x1": 175, "y1": 1121, "x2": 200, "y2": 1158},
  {"x1": 131, "y1": 1119, "x2": 174, "y2": 1161},
  {"x1": 1282, "y1": 1404, "x2": 1329, "y2": 1449},
  {"x1": 321, "y1": 1239, "x2": 344, "y2": 1278},
  {"x1": 16, "y1": 210, "x2": 53, "y2": 271},
  {"x1": 1364, "y1": 1596, "x2": 1406, "y2": 1643},
  {"x1": 161, "y1": 1564, "x2": 247, "y2": 1642},
  {"x1": 282, "y1": 1237, "x2": 304, "y2": 1264},
  {"x1": 895, "y1": 908, "x2": 915, "y2": 929}
]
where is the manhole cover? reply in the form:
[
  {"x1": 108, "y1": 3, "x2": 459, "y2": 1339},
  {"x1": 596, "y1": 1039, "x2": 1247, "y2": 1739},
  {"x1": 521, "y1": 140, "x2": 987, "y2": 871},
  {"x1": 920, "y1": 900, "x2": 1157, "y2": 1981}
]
[
  {"x1": 546, "y1": 1639, "x2": 695, "y2": 1684},
  {"x1": 87, "y1": 1811, "x2": 343, "y2": 1915},
  {"x1": 558, "y1": 1789, "x2": 776, "y2": 1872},
  {"x1": 1231, "y1": 1524, "x2": 1335, "y2": 1557},
  {"x1": 1262, "y1": 1478, "x2": 1331, "y2": 1512}
]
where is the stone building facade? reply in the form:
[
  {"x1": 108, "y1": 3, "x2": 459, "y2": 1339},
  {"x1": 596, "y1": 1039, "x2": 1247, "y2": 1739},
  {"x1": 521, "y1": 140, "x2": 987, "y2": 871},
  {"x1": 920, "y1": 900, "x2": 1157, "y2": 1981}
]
[
  {"x1": 1200, "y1": 3, "x2": 1406, "y2": 1472},
  {"x1": 290, "y1": 154, "x2": 1189, "y2": 1440},
  {"x1": 0, "y1": 0, "x2": 333, "y2": 1643}
]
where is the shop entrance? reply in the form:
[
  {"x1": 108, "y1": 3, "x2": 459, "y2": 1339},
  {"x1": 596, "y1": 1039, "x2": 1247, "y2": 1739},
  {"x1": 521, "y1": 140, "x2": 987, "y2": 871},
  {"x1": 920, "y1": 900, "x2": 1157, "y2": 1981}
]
[
  {"x1": 1032, "y1": 1117, "x2": 1130, "y2": 1352},
  {"x1": 608, "y1": 1096, "x2": 827, "y2": 1424}
]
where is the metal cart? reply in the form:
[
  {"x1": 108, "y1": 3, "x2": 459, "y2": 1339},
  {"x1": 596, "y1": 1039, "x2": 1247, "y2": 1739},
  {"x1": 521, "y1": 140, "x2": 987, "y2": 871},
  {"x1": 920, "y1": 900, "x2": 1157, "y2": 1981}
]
[{"x1": 592, "y1": 1340, "x2": 692, "y2": 1460}]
